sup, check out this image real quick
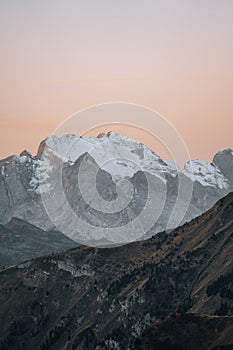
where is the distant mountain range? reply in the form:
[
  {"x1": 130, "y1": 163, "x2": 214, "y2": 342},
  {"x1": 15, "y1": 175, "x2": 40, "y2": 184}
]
[
  {"x1": 1, "y1": 192, "x2": 233, "y2": 349},
  {"x1": 0, "y1": 132, "x2": 232, "y2": 245}
]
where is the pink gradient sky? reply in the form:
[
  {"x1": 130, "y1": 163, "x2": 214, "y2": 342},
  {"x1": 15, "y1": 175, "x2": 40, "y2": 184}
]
[{"x1": 0, "y1": 1, "x2": 233, "y2": 163}]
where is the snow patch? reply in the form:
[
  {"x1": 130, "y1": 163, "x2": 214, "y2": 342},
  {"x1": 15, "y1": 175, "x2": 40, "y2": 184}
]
[
  {"x1": 1, "y1": 166, "x2": 5, "y2": 177},
  {"x1": 18, "y1": 155, "x2": 28, "y2": 163},
  {"x1": 29, "y1": 156, "x2": 53, "y2": 194},
  {"x1": 57, "y1": 260, "x2": 95, "y2": 277}
]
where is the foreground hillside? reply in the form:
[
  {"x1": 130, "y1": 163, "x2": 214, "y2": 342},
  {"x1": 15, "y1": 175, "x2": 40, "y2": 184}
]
[
  {"x1": 0, "y1": 193, "x2": 233, "y2": 349},
  {"x1": 133, "y1": 314, "x2": 233, "y2": 350}
]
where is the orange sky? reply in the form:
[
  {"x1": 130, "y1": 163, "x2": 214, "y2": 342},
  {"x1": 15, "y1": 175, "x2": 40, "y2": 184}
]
[{"x1": 0, "y1": 1, "x2": 233, "y2": 163}]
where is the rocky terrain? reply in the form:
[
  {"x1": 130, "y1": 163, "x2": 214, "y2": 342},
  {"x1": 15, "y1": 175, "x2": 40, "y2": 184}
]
[
  {"x1": 0, "y1": 192, "x2": 233, "y2": 349},
  {"x1": 0, "y1": 133, "x2": 232, "y2": 245}
]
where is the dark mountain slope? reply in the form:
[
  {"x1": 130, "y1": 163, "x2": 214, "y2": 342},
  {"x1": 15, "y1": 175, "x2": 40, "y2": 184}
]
[
  {"x1": 0, "y1": 193, "x2": 233, "y2": 349},
  {"x1": 133, "y1": 314, "x2": 233, "y2": 350},
  {"x1": 0, "y1": 218, "x2": 78, "y2": 268}
]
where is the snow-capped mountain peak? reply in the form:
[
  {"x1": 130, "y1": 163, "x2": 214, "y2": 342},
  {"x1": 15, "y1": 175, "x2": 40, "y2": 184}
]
[
  {"x1": 41, "y1": 132, "x2": 178, "y2": 181},
  {"x1": 0, "y1": 132, "x2": 232, "y2": 242}
]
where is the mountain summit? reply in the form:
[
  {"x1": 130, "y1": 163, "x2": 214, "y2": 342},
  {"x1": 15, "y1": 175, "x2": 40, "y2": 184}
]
[{"x1": 0, "y1": 133, "x2": 232, "y2": 244}]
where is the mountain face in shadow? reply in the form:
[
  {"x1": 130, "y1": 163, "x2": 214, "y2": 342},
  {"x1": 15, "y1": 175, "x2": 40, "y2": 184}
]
[
  {"x1": 1, "y1": 193, "x2": 233, "y2": 349},
  {"x1": 0, "y1": 218, "x2": 78, "y2": 268}
]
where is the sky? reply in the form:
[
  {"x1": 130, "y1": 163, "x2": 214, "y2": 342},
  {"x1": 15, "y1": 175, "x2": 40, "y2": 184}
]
[{"x1": 0, "y1": 0, "x2": 233, "y2": 163}]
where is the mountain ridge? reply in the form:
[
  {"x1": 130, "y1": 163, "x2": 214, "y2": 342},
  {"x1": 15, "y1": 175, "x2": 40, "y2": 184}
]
[
  {"x1": 0, "y1": 132, "x2": 232, "y2": 244},
  {"x1": 0, "y1": 217, "x2": 78, "y2": 268}
]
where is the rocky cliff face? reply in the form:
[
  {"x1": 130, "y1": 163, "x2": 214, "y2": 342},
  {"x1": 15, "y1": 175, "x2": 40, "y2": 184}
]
[
  {"x1": 213, "y1": 149, "x2": 233, "y2": 188},
  {"x1": 0, "y1": 133, "x2": 232, "y2": 244}
]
